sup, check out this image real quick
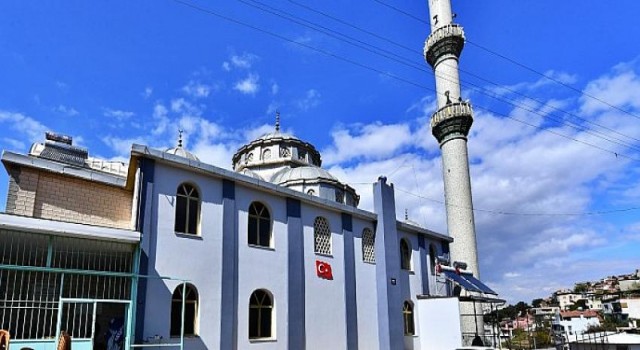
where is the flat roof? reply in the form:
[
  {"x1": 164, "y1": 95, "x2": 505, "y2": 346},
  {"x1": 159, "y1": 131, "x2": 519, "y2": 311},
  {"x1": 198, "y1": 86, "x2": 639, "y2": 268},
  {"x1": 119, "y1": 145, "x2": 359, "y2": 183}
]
[
  {"x1": 0, "y1": 212, "x2": 140, "y2": 243},
  {"x1": 2, "y1": 150, "x2": 126, "y2": 187}
]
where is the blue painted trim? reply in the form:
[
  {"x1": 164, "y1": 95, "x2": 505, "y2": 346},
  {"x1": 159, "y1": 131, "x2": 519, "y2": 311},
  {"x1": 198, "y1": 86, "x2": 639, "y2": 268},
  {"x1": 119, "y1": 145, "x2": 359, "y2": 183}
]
[
  {"x1": 223, "y1": 179, "x2": 235, "y2": 200},
  {"x1": 342, "y1": 214, "x2": 358, "y2": 349},
  {"x1": 135, "y1": 157, "x2": 154, "y2": 343},
  {"x1": 220, "y1": 197, "x2": 238, "y2": 349},
  {"x1": 418, "y1": 236, "x2": 429, "y2": 295},
  {"x1": 286, "y1": 197, "x2": 301, "y2": 218},
  {"x1": 341, "y1": 213, "x2": 353, "y2": 232},
  {"x1": 441, "y1": 241, "x2": 450, "y2": 255},
  {"x1": 373, "y1": 179, "x2": 404, "y2": 350},
  {"x1": 286, "y1": 198, "x2": 305, "y2": 349}
]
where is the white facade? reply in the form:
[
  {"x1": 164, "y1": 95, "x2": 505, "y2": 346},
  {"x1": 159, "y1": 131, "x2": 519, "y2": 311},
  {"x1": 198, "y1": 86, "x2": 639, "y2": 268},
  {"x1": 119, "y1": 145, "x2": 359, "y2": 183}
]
[{"x1": 131, "y1": 141, "x2": 466, "y2": 349}]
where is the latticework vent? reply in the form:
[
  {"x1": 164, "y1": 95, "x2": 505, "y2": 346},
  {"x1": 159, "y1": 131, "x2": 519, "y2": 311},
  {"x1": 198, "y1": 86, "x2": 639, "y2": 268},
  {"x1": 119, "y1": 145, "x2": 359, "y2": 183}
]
[
  {"x1": 362, "y1": 228, "x2": 375, "y2": 263},
  {"x1": 314, "y1": 217, "x2": 331, "y2": 255}
]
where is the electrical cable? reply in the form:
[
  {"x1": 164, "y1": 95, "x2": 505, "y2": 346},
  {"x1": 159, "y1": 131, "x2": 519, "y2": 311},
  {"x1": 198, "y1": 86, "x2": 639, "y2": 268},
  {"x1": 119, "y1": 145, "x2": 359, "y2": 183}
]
[
  {"x1": 371, "y1": 0, "x2": 640, "y2": 121},
  {"x1": 236, "y1": 0, "x2": 640, "y2": 152},
  {"x1": 170, "y1": 0, "x2": 640, "y2": 162}
]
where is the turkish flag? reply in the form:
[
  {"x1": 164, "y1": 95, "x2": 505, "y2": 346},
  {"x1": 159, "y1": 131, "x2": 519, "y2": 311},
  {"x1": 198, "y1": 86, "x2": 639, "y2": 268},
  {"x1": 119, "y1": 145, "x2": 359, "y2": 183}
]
[{"x1": 316, "y1": 260, "x2": 333, "y2": 280}]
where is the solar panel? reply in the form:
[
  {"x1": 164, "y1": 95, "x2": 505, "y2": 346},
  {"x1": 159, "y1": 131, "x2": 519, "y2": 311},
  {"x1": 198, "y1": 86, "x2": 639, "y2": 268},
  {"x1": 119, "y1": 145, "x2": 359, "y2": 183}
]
[
  {"x1": 462, "y1": 274, "x2": 497, "y2": 295},
  {"x1": 442, "y1": 270, "x2": 483, "y2": 293}
]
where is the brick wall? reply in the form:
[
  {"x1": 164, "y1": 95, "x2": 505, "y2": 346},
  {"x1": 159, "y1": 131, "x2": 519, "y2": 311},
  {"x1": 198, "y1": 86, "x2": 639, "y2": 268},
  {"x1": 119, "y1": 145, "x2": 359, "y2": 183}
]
[
  {"x1": 5, "y1": 165, "x2": 39, "y2": 216},
  {"x1": 6, "y1": 165, "x2": 133, "y2": 229}
]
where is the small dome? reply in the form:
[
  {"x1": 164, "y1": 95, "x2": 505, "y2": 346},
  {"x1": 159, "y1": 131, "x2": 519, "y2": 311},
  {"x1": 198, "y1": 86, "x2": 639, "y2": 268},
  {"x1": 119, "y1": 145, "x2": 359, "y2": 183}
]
[
  {"x1": 165, "y1": 130, "x2": 199, "y2": 161},
  {"x1": 271, "y1": 166, "x2": 337, "y2": 184},
  {"x1": 165, "y1": 146, "x2": 199, "y2": 161}
]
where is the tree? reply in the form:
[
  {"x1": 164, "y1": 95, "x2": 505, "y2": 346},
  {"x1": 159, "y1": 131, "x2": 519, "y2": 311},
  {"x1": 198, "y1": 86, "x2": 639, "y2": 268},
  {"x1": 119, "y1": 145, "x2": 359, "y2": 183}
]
[
  {"x1": 574, "y1": 283, "x2": 589, "y2": 293},
  {"x1": 532, "y1": 298, "x2": 544, "y2": 308}
]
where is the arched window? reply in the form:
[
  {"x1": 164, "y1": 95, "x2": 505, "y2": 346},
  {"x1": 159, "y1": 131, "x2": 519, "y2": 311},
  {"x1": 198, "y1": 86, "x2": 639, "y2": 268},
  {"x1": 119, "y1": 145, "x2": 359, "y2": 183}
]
[
  {"x1": 249, "y1": 289, "x2": 273, "y2": 339},
  {"x1": 248, "y1": 202, "x2": 271, "y2": 247},
  {"x1": 429, "y1": 244, "x2": 437, "y2": 275},
  {"x1": 403, "y1": 301, "x2": 415, "y2": 336},
  {"x1": 362, "y1": 228, "x2": 375, "y2": 263},
  {"x1": 314, "y1": 217, "x2": 331, "y2": 255},
  {"x1": 400, "y1": 238, "x2": 412, "y2": 270},
  {"x1": 175, "y1": 183, "x2": 200, "y2": 235},
  {"x1": 171, "y1": 284, "x2": 198, "y2": 337}
]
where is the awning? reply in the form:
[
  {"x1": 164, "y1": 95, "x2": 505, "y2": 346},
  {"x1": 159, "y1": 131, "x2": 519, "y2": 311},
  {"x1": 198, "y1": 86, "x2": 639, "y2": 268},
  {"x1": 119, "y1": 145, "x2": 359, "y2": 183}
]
[{"x1": 441, "y1": 270, "x2": 497, "y2": 295}]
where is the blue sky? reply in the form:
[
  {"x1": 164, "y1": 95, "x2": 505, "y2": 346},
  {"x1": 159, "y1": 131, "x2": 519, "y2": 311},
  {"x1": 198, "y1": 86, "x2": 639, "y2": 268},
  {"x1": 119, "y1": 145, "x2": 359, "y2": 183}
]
[{"x1": 1, "y1": 0, "x2": 639, "y2": 304}]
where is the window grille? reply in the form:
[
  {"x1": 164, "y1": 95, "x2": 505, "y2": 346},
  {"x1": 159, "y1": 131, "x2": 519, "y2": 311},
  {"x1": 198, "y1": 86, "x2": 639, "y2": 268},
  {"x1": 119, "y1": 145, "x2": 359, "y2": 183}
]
[
  {"x1": 249, "y1": 289, "x2": 273, "y2": 339},
  {"x1": 175, "y1": 183, "x2": 200, "y2": 235},
  {"x1": 248, "y1": 202, "x2": 271, "y2": 247},
  {"x1": 313, "y1": 217, "x2": 331, "y2": 255},
  {"x1": 362, "y1": 228, "x2": 375, "y2": 263},
  {"x1": 0, "y1": 230, "x2": 134, "y2": 340}
]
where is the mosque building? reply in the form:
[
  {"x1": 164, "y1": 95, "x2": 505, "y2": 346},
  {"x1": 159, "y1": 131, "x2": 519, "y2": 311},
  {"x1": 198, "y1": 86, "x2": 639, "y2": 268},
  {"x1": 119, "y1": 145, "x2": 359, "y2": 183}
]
[
  {"x1": 1, "y1": 121, "x2": 499, "y2": 349},
  {"x1": 0, "y1": 0, "x2": 502, "y2": 347}
]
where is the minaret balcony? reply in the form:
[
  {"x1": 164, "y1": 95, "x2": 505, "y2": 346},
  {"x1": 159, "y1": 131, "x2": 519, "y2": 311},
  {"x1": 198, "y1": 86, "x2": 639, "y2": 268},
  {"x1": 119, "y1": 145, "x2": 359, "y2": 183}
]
[
  {"x1": 431, "y1": 102, "x2": 474, "y2": 143},
  {"x1": 424, "y1": 24, "x2": 465, "y2": 68}
]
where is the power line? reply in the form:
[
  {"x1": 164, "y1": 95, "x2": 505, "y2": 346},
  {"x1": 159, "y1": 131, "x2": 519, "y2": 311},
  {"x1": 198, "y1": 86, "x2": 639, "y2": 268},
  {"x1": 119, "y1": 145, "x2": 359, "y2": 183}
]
[
  {"x1": 172, "y1": 0, "x2": 640, "y2": 217},
  {"x1": 170, "y1": 0, "x2": 640, "y2": 162},
  {"x1": 466, "y1": 40, "x2": 640, "y2": 121},
  {"x1": 237, "y1": 0, "x2": 640, "y2": 152},
  {"x1": 286, "y1": 0, "x2": 417, "y2": 55},
  {"x1": 371, "y1": 0, "x2": 640, "y2": 121},
  {"x1": 391, "y1": 186, "x2": 640, "y2": 217}
]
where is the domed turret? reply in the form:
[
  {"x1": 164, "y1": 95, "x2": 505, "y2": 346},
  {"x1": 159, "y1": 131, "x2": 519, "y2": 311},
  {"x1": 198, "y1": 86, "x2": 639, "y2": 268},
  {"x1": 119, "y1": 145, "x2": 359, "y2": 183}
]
[
  {"x1": 165, "y1": 130, "x2": 199, "y2": 161},
  {"x1": 233, "y1": 112, "x2": 359, "y2": 207}
]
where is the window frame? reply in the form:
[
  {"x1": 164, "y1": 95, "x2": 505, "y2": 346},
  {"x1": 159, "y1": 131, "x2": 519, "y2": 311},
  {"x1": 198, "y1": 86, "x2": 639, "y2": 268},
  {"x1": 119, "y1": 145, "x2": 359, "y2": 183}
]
[
  {"x1": 170, "y1": 283, "x2": 199, "y2": 337},
  {"x1": 400, "y1": 238, "x2": 412, "y2": 271},
  {"x1": 174, "y1": 183, "x2": 201, "y2": 235},
  {"x1": 249, "y1": 289, "x2": 274, "y2": 340},
  {"x1": 403, "y1": 301, "x2": 415, "y2": 336},
  {"x1": 248, "y1": 202, "x2": 272, "y2": 248},
  {"x1": 429, "y1": 244, "x2": 437, "y2": 275}
]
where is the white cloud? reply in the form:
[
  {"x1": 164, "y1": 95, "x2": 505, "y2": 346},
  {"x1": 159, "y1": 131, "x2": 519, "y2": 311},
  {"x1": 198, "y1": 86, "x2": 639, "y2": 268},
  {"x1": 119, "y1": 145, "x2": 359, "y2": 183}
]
[
  {"x1": 234, "y1": 74, "x2": 260, "y2": 95},
  {"x1": 143, "y1": 87, "x2": 153, "y2": 99},
  {"x1": 54, "y1": 104, "x2": 79, "y2": 117},
  {"x1": 271, "y1": 82, "x2": 279, "y2": 95},
  {"x1": 296, "y1": 89, "x2": 320, "y2": 111},
  {"x1": 222, "y1": 53, "x2": 259, "y2": 71},
  {"x1": 103, "y1": 108, "x2": 135, "y2": 120},
  {"x1": 580, "y1": 59, "x2": 640, "y2": 115},
  {"x1": 0, "y1": 110, "x2": 48, "y2": 141},
  {"x1": 322, "y1": 122, "x2": 413, "y2": 165},
  {"x1": 319, "y1": 58, "x2": 640, "y2": 304},
  {"x1": 182, "y1": 80, "x2": 211, "y2": 98},
  {"x1": 2, "y1": 137, "x2": 26, "y2": 151}
]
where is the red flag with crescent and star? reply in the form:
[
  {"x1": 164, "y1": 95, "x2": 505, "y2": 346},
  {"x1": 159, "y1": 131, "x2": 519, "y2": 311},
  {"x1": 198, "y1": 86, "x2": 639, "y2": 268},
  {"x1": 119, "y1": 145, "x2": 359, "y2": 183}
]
[{"x1": 316, "y1": 260, "x2": 333, "y2": 280}]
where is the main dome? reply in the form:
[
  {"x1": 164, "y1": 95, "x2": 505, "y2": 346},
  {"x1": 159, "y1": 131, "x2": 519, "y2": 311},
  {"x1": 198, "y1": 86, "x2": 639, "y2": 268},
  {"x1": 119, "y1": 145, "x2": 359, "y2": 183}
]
[{"x1": 232, "y1": 113, "x2": 359, "y2": 207}]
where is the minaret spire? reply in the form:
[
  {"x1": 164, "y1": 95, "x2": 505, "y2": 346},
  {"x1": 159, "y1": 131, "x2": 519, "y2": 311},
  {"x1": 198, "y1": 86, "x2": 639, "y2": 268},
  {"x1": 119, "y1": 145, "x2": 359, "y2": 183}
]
[
  {"x1": 275, "y1": 110, "x2": 281, "y2": 132},
  {"x1": 424, "y1": 0, "x2": 478, "y2": 278}
]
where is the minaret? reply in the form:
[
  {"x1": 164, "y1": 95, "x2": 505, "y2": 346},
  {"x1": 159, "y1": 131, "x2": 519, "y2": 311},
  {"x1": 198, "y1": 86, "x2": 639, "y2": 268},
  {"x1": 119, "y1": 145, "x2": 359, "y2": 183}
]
[{"x1": 424, "y1": 0, "x2": 479, "y2": 277}]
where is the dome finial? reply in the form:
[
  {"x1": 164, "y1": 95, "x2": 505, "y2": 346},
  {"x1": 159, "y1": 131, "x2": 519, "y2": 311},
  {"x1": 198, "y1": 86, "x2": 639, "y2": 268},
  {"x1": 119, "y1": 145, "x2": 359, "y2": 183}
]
[
  {"x1": 178, "y1": 129, "x2": 184, "y2": 148},
  {"x1": 275, "y1": 110, "x2": 280, "y2": 132},
  {"x1": 405, "y1": 208, "x2": 409, "y2": 221}
]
